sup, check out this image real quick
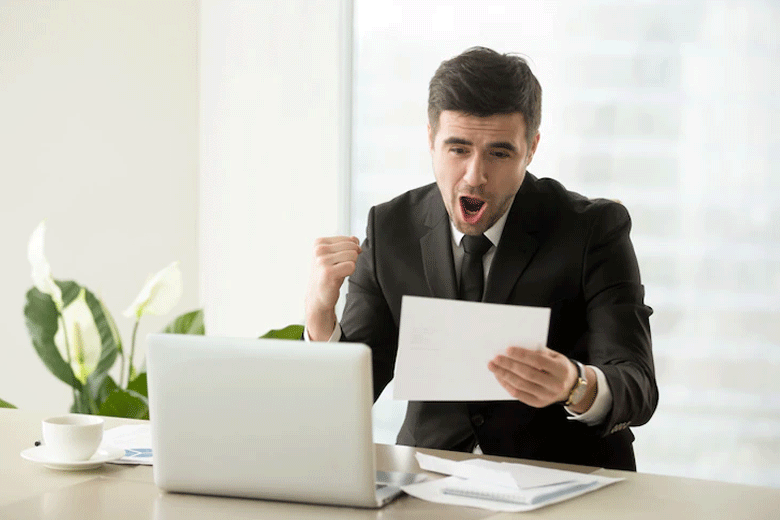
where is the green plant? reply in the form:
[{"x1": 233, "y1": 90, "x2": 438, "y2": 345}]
[
  {"x1": 23, "y1": 221, "x2": 204, "y2": 419},
  {"x1": 0, "y1": 397, "x2": 15, "y2": 409},
  {"x1": 260, "y1": 324, "x2": 304, "y2": 340}
]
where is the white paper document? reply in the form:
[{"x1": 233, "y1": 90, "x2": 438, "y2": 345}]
[
  {"x1": 103, "y1": 425, "x2": 153, "y2": 465},
  {"x1": 417, "y1": 453, "x2": 595, "y2": 489},
  {"x1": 394, "y1": 295, "x2": 551, "y2": 401},
  {"x1": 402, "y1": 452, "x2": 623, "y2": 512}
]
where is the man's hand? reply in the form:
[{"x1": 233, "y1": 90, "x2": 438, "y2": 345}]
[
  {"x1": 305, "y1": 236, "x2": 362, "y2": 341},
  {"x1": 488, "y1": 346, "x2": 581, "y2": 409}
]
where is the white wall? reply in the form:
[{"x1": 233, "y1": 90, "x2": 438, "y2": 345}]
[
  {"x1": 200, "y1": 0, "x2": 348, "y2": 337},
  {"x1": 0, "y1": 1, "x2": 199, "y2": 413}
]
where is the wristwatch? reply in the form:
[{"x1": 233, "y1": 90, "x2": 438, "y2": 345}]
[{"x1": 563, "y1": 360, "x2": 588, "y2": 407}]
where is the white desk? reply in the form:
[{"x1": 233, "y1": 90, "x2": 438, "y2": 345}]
[{"x1": 1, "y1": 409, "x2": 778, "y2": 519}]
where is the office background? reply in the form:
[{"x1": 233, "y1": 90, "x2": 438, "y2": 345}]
[{"x1": 1, "y1": 0, "x2": 777, "y2": 489}]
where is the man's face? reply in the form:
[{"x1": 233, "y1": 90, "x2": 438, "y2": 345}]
[{"x1": 429, "y1": 111, "x2": 540, "y2": 235}]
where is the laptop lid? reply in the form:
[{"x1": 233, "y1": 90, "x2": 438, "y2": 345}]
[{"x1": 146, "y1": 333, "x2": 392, "y2": 508}]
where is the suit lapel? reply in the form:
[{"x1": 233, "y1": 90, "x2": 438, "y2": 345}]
[
  {"x1": 483, "y1": 175, "x2": 542, "y2": 304},
  {"x1": 420, "y1": 190, "x2": 458, "y2": 299}
]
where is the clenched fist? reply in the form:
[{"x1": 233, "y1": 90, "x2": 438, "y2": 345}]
[{"x1": 304, "y1": 236, "x2": 362, "y2": 341}]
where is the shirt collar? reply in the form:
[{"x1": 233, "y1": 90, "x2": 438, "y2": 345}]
[{"x1": 450, "y1": 204, "x2": 511, "y2": 249}]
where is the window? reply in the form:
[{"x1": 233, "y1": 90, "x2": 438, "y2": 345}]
[{"x1": 353, "y1": 0, "x2": 780, "y2": 487}]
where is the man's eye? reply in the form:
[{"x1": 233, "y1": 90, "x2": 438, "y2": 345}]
[
  {"x1": 450, "y1": 147, "x2": 467, "y2": 154},
  {"x1": 492, "y1": 151, "x2": 510, "y2": 158}
]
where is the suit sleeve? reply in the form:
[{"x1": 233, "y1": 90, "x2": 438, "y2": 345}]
[
  {"x1": 340, "y1": 206, "x2": 398, "y2": 401},
  {"x1": 582, "y1": 201, "x2": 658, "y2": 437}
]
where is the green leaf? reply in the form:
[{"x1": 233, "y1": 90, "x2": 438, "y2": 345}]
[
  {"x1": 97, "y1": 388, "x2": 149, "y2": 420},
  {"x1": 0, "y1": 397, "x2": 16, "y2": 409},
  {"x1": 99, "y1": 298, "x2": 124, "y2": 355},
  {"x1": 88, "y1": 375, "x2": 119, "y2": 410},
  {"x1": 24, "y1": 287, "x2": 82, "y2": 390},
  {"x1": 70, "y1": 388, "x2": 96, "y2": 414},
  {"x1": 260, "y1": 324, "x2": 305, "y2": 340},
  {"x1": 127, "y1": 372, "x2": 148, "y2": 398},
  {"x1": 82, "y1": 289, "x2": 119, "y2": 390},
  {"x1": 162, "y1": 309, "x2": 205, "y2": 335},
  {"x1": 55, "y1": 280, "x2": 81, "y2": 308}
]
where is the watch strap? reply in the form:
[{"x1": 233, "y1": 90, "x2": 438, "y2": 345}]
[{"x1": 563, "y1": 359, "x2": 587, "y2": 407}]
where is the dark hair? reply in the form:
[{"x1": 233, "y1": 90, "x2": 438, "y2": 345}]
[{"x1": 428, "y1": 47, "x2": 542, "y2": 144}]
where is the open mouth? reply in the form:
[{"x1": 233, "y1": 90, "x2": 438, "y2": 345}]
[{"x1": 459, "y1": 196, "x2": 487, "y2": 224}]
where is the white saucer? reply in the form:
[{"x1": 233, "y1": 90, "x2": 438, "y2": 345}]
[{"x1": 20, "y1": 445, "x2": 125, "y2": 470}]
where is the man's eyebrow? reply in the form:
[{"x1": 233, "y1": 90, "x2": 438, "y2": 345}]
[
  {"x1": 441, "y1": 137, "x2": 517, "y2": 153},
  {"x1": 443, "y1": 137, "x2": 472, "y2": 146},
  {"x1": 489, "y1": 141, "x2": 518, "y2": 152}
]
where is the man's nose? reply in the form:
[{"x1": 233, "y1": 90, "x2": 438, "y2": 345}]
[{"x1": 463, "y1": 155, "x2": 487, "y2": 186}]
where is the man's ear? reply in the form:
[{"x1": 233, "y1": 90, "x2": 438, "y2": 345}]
[
  {"x1": 527, "y1": 132, "x2": 541, "y2": 163},
  {"x1": 427, "y1": 123, "x2": 435, "y2": 153}
]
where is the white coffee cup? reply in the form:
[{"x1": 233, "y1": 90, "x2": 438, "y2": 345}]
[{"x1": 42, "y1": 415, "x2": 104, "y2": 461}]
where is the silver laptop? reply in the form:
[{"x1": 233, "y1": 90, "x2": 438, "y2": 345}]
[{"x1": 146, "y1": 333, "x2": 407, "y2": 508}]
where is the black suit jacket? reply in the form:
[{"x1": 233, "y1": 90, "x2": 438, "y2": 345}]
[{"x1": 340, "y1": 173, "x2": 657, "y2": 470}]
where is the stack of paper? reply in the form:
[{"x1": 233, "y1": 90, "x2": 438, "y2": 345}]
[{"x1": 401, "y1": 453, "x2": 622, "y2": 512}]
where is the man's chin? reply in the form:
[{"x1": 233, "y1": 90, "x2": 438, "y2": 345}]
[{"x1": 453, "y1": 217, "x2": 490, "y2": 236}]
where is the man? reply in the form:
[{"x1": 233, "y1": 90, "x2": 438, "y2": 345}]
[{"x1": 305, "y1": 47, "x2": 657, "y2": 471}]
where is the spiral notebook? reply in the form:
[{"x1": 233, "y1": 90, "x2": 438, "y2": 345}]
[{"x1": 441, "y1": 478, "x2": 599, "y2": 505}]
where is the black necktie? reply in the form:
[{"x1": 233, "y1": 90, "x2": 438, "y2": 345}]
[{"x1": 459, "y1": 234, "x2": 493, "y2": 302}]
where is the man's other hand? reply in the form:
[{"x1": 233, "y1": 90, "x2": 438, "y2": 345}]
[
  {"x1": 305, "y1": 236, "x2": 362, "y2": 341},
  {"x1": 488, "y1": 346, "x2": 580, "y2": 408}
]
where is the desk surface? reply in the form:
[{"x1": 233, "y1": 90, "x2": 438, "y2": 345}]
[{"x1": 1, "y1": 409, "x2": 778, "y2": 519}]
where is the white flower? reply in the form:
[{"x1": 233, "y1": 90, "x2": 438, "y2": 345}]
[
  {"x1": 54, "y1": 289, "x2": 102, "y2": 384},
  {"x1": 27, "y1": 221, "x2": 64, "y2": 310},
  {"x1": 123, "y1": 261, "x2": 183, "y2": 319}
]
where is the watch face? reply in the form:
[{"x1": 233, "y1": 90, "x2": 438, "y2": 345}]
[{"x1": 569, "y1": 379, "x2": 587, "y2": 406}]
